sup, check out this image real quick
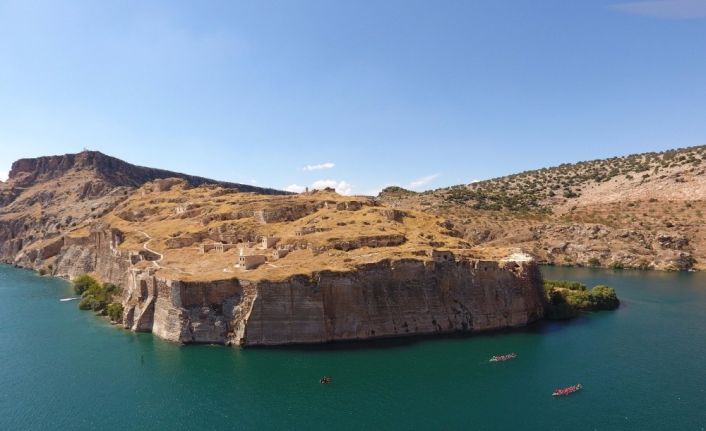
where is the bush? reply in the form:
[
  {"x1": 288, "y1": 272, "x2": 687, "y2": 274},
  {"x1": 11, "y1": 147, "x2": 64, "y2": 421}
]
[
  {"x1": 544, "y1": 279, "x2": 586, "y2": 291},
  {"x1": 106, "y1": 303, "x2": 124, "y2": 323},
  {"x1": 589, "y1": 285, "x2": 620, "y2": 310},
  {"x1": 73, "y1": 274, "x2": 121, "y2": 316},
  {"x1": 78, "y1": 297, "x2": 95, "y2": 310},
  {"x1": 543, "y1": 280, "x2": 620, "y2": 319},
  {"x1": 73, "y1": 274, "x2": 100, "y2": 295}
]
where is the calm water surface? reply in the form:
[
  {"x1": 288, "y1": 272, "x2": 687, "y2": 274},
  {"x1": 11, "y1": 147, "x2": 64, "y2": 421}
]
[{"x1": 0, "y1": 264, "x2": 704, "y2": 430}]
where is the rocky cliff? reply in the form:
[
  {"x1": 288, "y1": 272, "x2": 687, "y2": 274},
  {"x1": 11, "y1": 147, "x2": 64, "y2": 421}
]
[
  {"x1": 1, "y1": 150, "x2": 547, "y2": 346},
  {"x1": 23, "y1": 221, "x2": 543, "y2": 346},
  {"x1": 105, "y1": 240, "x2": 544, "y2": 345}
]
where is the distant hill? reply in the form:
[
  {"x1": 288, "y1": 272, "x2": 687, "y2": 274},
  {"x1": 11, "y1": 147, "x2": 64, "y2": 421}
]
[
  {"x1": 381, "y1": 145, "x2": 706, "y2": 212},
  {"x1": 379, "y1": 145, "x2": 706, "y2": 271},
  {"x1": 6, "y1": 150, "x2": 287, "y2": 193}
]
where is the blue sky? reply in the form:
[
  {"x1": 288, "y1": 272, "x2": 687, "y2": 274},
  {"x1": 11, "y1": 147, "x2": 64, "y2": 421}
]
[{"x1": 1, "y1": 0, "x2": 705, "y2": 194}]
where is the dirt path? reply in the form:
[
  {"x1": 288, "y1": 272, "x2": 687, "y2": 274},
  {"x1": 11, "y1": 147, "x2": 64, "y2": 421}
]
[{"x1": 138, "y1": 230, "x2": 163, "y2": 268}]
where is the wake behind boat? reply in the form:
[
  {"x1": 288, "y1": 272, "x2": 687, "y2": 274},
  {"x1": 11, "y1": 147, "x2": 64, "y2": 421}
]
[
  {"x1": 489, "y1": 353, "x2": 517, "y2": 362},
  {"x1": 59, "y1": 297, "x2": 79, "y2": 302},
  {"x1": 552, "y1": 384, "x2": 582, "y2": 397}
]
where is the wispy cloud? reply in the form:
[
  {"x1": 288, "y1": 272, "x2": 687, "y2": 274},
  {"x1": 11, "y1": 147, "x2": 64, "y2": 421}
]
[
  {"x1": 610, "y1": 0, "x2": 706, "y2": 19},
  {"x1": 0, "y1": 170, "x2": 7, "y2": 182},
  {"x1": 407, "y1": 173, "x2": 440, "y2": 190},
  {"x1": 302, "y1": 162, "x2": 335, "y2": 171}
]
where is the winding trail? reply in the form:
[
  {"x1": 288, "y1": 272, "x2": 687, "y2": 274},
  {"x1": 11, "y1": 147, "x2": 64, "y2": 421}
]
[{"x1": 138, "y1": 230, "x2": 163, "y2": 268}]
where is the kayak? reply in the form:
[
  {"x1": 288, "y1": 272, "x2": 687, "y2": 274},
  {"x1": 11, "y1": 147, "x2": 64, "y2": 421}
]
[
  {"x1": 552, "y1": 384, "x2": 582, "y2": 396},
  {"x1": 489, "y1": 353, "x2": 517, "y2": 362}
]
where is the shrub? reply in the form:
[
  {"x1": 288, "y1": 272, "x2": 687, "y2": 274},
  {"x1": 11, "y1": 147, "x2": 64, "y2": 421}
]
[
  {"x1": 106, "y1": 303, "x2": 124, "y2": 323},
  {"x1": 543, "y1": 280, "x2": 620, "y2": 319},
  {"x1": 544, "y1": 279, "x2": 586, "y2": 291},
  {"x1": 589, "y1": 285, "x2": 620, "y2": 310},
  {"x1": 73, "y1": 274, "x2": 100, "y2": 295},
  {"x1": 78, "y1": 297, "x2": 95, "y2": 310},
  {"x1": 73, "y1": 274, "x2": 121, "y2": 316}
]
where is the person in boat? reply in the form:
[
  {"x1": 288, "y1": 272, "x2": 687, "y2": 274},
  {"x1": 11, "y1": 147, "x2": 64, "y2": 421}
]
[{"x1": 320, "y1": 376, "x2": 332, "y2": 384}]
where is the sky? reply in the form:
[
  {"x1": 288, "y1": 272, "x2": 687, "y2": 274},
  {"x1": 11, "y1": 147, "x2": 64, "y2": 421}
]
[{"x1": 1, "y1": 0, "x2": 706, "y2": 194}]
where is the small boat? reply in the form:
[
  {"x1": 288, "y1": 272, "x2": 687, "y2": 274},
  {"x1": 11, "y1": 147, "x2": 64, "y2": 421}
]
[
  {"x1": 489, "y1": 353, "x2": 517, "y2": 362},
  {"x1": 320, "y1": 376, "x2": 333, "y2": 384},
  {"x1": 552, "y1": 384, "x2": 582, "y2": 397},
  {"x1": 59, "y1": 297, "x2": 79, "y2": 302}
]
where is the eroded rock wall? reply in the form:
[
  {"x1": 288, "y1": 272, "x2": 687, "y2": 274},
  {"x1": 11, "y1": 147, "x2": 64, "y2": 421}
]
[
  {"x1": 112, "y1": 256, "x2": 544, "y2": 346},
  {"x1": 240, "y1": 259, "x2": 544, "y2": 346}
]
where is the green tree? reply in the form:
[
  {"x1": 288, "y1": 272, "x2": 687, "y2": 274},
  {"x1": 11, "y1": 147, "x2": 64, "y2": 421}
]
[
  {"x1": 106, "y1": 303, "x2": 124, "y2": 323},
  {"x1": 73, "y1": 274, "x2": 100, "y2": 295}
]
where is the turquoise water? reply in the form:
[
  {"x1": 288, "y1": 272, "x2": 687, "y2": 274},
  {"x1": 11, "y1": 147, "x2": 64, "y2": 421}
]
[{"x1": 0, "y1": 265, "x2": 704, "y2": 430}]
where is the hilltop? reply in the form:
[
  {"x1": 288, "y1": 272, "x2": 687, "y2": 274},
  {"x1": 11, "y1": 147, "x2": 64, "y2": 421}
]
[
  {"x1": 379, "y1": 145, "x2": 706, "y2": 271},
  {"x1": 0, "y1": 151, "x2": 486, "y2": 282}
]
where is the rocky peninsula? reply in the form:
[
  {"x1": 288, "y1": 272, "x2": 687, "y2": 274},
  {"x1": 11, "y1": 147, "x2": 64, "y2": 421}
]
[{"x1": 0, "y1": 151, "x2": 545, "y2": 346}]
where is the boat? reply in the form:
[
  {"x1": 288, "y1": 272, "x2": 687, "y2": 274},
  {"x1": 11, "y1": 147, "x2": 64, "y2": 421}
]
[
  {"x1": 489, "y1": 353, "x2": 517, "y2": 362},
  {"x1": 59, "y1": 297, "x2": 79, "y2": 302},
  {"x1": 319, "y1": 376, "x2": 332, "y2": 384},
  {"x1": 552, "y1": 384, "x2": 582, "y2": 397}
]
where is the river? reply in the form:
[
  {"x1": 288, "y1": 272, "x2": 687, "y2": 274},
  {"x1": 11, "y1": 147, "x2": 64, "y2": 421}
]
[{"x1": 0, "y1": 264, "x2": 704, "y2": 430}]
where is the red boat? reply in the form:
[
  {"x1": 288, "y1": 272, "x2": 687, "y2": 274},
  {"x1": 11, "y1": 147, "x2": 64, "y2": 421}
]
[
  {"x1": 552, "y1": 384, "x2": 582, "y2": 396},
  {"x1": 489, "y1": 353, "x2": 517, "y2": 362}
]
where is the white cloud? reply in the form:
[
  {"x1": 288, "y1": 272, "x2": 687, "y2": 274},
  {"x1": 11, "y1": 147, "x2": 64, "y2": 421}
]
[
  {"x1": 408, "y1": 173, "x2": 440, "y2": 190},
  {"x1": 285, "y1": 180, "x2": 353, "y2": 195},
  {"x1": 303, "y1": 162, "x2": 335, "y2": 172},
  {"x1": 611, "y1": 0, "x2": 706, "y2": 18},
  {"x1": 285, "y1": 184, "x2": 306, "y2": 193},
  {"x1": 0, "y1": 170, "x2": 7, "y2": 182},
  {"x1": 311, "y1": 179, "x2": 353, "y2": 195}
]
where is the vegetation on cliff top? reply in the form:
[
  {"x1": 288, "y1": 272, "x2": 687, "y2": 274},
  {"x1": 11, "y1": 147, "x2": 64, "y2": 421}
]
[
  {"x1": 73, "y1": 275, "x2": 123, "y2": 323},
  {"x1": 438, "y1": 145, "x2": 706, "y2": 212},
  {"x1": 543, "y1": 279, "x2": 620, "y2": 320}
]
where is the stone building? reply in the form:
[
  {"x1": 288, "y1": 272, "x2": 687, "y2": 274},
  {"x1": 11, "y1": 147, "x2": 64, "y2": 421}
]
[
  {"x1": 238, "y1": 249, "x2": 266, "y2": 270},
  {"x1": 271, "y1": 248, "x2": 289, "y2": 259},
  {"x1": 261, "y1": 236, "x2": 279, "y2": 249}
]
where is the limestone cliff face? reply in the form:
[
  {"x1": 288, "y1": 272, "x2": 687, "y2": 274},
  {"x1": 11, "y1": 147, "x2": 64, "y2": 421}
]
[
  {"x1": 241, "y1": 259, "x2": 544, "y2": 345},
  {"x1": 117, "y1": 255, "x2": 544, "y2": 346}
]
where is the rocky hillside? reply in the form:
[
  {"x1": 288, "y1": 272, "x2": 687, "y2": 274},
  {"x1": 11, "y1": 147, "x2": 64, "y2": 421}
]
[
  {"x1": 0, "y1": 151, "x2": 287, "y2": 264},
  {"x1": 379, "y1": 145, "x2": 706, "y2": 271}
]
